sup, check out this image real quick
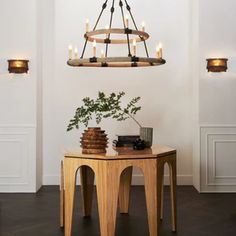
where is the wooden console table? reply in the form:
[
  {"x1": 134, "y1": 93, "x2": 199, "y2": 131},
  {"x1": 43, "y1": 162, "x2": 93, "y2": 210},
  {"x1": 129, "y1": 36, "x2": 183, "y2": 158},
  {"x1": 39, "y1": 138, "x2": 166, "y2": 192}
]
[{"x1": 61, "y1": 145, "x2": 177, "y2": 236}]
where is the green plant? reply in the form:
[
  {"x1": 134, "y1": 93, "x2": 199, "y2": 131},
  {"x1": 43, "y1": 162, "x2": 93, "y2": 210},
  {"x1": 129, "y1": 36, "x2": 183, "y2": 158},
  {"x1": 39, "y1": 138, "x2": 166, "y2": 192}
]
[{"x1": 67, "y1": 91, "x2": 142, "y2": 131}]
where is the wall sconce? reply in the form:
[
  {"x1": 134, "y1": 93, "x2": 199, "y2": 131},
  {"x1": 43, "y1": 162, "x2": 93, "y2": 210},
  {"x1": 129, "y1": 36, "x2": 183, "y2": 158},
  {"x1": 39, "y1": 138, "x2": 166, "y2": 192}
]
[
  {"x1": 8, "y1": 59, "x2": 29, "y2": 74},
  {"x1": 206, "y1": 58, "x2": 228, "y2": 72}
]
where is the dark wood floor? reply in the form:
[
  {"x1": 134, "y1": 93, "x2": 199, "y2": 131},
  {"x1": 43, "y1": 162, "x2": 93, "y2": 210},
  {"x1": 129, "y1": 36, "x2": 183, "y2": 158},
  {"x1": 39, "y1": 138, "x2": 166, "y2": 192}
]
[{"x1": 0, "y1": 186, "x2": 236, "y2": 236}]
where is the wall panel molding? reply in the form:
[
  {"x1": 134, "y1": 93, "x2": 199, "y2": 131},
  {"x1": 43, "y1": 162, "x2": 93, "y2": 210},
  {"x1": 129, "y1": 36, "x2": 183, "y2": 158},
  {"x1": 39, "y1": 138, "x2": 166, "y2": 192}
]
[
  {"x1": 0, "y1": 125, "x2": 37, "y2": 192},
  {"x1": 200, "y1": 125, "x2": 236, "y2": 192}
]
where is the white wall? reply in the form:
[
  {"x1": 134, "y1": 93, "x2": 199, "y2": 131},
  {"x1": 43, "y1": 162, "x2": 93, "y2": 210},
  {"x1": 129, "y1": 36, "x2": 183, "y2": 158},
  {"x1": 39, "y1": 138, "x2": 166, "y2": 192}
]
[
  {"x1": 199, "y1": 0, "x2": 236, "y2": 124},
  {"x1": 194, "y1": 0, "x2": 236, "y2": 192},
  {"x1": 43, "y1": 0, "x2": 193, "y2": 185},
  {"x1": 0, "y1": 0, "x2": 41, "y2": 192},
  {"x1": 6, "y1": 0, "x2": 236, "y2": 190}
]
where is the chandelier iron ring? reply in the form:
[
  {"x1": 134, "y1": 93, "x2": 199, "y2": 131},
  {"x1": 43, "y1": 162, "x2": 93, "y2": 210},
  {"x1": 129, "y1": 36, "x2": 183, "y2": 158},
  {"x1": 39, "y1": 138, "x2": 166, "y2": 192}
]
[
  {"x1": 67, "y1": 57, "x2": 166, "y2": 68},
  {"x1": 85, "y1": 28, "x2": 149, "y2": 44}
]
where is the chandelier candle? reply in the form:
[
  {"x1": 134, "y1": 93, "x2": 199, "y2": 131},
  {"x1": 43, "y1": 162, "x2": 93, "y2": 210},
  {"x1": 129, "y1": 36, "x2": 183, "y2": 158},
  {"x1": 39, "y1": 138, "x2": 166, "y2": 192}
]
[
  {"x1": 86, "y1": 18, "x2": 89, "y2": 32},
  {"x1": 158, "y1": 43, "x2": 163, "y2": 58},
  {"x1": 133, "y1": 39, "x2": 137, "y2": 56},
  {"x1": 105, "y1": 24, "x2": 109, "y2": 38},
  {"x1": 68, "y1": 45, "x2": 73, "y2": 60},
  {"x1": 93, "y1": 40, "x2": 97, "y2": 57},
  {"x1": 125, "y1": 14, "x2": 129, "y2": 28},
  {"x1": 156, "y1": 43, "x2": 163, "y2": 59},
  {"x1": 141, "y1": 22, "x2": 145, "y2": 31},
  {"x1": 74, "y1": 47, "x2": 78, "y2": 59},
  {"x1": 101, "y1": 49, "x2": 105, "y2": 58},
  {"x1": 156, "y1": 46, "x2": 159, "y2": 58}
]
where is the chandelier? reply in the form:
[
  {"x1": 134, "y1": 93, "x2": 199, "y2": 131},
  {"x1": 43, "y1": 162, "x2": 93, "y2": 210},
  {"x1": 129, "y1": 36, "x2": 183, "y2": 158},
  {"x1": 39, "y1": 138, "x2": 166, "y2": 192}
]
[{"x1": 67, "y1": 0, "x2": 166, "y2": 68}]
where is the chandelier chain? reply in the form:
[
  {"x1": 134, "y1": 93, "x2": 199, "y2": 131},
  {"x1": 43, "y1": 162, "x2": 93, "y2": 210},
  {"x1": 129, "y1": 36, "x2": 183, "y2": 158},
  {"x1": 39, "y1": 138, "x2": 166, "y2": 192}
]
[
  {"x1": 119, "y1": 0, "x2": 132, "y2": 57},
  {"x1": 81, "y1": 0, "x2": 109, "y2": 58},
  {"x1": 124, "y1": 0, "x2": 149, "y2": 57},
  {"x1": 105, "y1": 0, "x2": 116, "y2": 57}
]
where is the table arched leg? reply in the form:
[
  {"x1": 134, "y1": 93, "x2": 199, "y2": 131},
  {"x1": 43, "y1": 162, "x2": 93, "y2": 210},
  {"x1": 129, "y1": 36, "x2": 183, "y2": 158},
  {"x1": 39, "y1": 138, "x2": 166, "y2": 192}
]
[
  {"x1": 168, "y1": 156, "x2": 177, "y2": 232},
  {"x1": 60, "y1": 160, "x2": 64, "y2": 227},
  {"x1": 96, "y1": 161, "x2": 120, "y2": 236},
  {"x1": 119, "y1": 166, "x2": 133, "y2": 214},
  {"x1": 80, "y1": 166, "x2": 95, "y2": 217},
  {"x1": 142, "y1": 159, "x2": 159, "y2": 236},
  {"x1": 160, "y1": 165, "x2": 164, "y2": 221},
  {"x1": 64, "y1": 159, "x2": 78, "y2": 236}
]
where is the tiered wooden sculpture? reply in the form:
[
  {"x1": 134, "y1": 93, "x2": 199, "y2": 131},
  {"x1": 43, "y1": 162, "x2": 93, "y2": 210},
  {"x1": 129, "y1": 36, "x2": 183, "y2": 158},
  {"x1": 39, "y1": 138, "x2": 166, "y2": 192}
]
[{"x1": 80, "y1": 127, "x2": 108, "y2": 154}]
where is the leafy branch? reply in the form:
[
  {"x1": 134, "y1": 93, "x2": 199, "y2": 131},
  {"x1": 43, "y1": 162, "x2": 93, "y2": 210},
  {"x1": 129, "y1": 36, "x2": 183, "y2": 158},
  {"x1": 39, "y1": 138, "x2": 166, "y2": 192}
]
[{"x1": 67, "y1": 91, "x2": 142, "y2": 131}]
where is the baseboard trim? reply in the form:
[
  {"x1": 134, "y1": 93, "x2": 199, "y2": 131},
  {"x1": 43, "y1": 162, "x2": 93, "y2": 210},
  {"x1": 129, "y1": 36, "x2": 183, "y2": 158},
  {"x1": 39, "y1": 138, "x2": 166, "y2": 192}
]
[{"x1": 43, "y1": 174, "x2": 193, "y2": 186}]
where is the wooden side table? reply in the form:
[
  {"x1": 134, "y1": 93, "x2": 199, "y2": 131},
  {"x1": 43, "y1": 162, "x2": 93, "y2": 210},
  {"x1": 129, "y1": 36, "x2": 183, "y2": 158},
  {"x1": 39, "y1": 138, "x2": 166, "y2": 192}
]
[{"x1": 61, "y1": 145, "x2": 177, "y2": 236}]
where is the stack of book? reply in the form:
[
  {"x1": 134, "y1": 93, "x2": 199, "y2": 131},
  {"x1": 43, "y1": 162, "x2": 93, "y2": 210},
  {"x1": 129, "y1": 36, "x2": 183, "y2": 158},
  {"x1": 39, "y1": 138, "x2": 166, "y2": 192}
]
[{"x1": 113, "y1": 135, "x2": 140, "y2": 147}]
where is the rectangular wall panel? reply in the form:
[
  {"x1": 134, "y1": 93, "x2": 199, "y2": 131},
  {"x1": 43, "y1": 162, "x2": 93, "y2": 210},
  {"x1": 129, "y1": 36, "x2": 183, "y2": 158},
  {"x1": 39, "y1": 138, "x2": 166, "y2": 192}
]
[
  {"x1": 0, "y1": 125, "x2": 37, "y2": 192},
  {"x1": 200, "y1": 126, "x2": 236, "y2": 192}
]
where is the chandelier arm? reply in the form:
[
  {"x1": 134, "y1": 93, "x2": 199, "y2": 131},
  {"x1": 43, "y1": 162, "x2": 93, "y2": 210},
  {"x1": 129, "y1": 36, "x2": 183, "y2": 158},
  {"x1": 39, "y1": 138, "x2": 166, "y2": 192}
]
[
  {"x1": 119, "y1": 0, "x2": 132, "y2": 57},
  {"x1": 93, "y1": 0, "x2": 109, "y2": 31},
  {"x1": 124, "y1": 0, "x2": 150, "y2": 58},
  {"x1": 80, "y1": 39, "x2": 88, "y2": 59},
  {"x1": 80, "y1": 0, "x2": 109, "y2": 58},
  {"x1": 105, "y1": 0, "x2": 116, "y2": 57}
]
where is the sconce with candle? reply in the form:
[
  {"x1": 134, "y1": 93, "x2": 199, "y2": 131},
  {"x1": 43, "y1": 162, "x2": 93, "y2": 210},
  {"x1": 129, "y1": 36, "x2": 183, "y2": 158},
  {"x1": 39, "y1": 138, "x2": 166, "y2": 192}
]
[
  {"x1": 8, "y1": 59, "x2": 29, "y2": 74},
  {"x1": 206, "y1": 58, "x2": 228, "y2": 72}
]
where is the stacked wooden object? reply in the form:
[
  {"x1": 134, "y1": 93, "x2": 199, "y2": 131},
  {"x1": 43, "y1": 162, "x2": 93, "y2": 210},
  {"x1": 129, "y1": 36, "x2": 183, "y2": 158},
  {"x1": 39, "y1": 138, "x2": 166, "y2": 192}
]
[{"x1": 80, "y1": 127, "x2": 108, "y2": 154}]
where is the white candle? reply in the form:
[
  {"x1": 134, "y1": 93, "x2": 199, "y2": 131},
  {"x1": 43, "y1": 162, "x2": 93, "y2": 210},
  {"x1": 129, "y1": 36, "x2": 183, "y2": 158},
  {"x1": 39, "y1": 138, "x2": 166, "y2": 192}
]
[
  {"x1": 133, "y1": 39, "x2": 137, "y2": 56},
  {"x1": 86, "y1": 18, "x2": 89, "y2": 32},
  {"x1": 68, "y1": 44, "x2": 73, "y2": 60},
  {"x1": 141, "y1": 21, "x2": 145, "y2": 31},
  {"x1": 74, "y1": 47, "x2": 78, "y2": 59},
  {"x1": 156, "y1": 43, "x2": 163, "y2": 59},
  {"x1": 156, "y1": 45, "x2": 159, "y2": 58},
  {"x1": 105, "y1": 24, "x2": 109, "y2": 38},
  {"x1": 101, "y1": 49, "x2": 105, "y2": 58},
  {"x1": 93, "y1": 40, "x2": 96, "y2": 57},
  {"x1": 125, "y1": 15, "x2": 129, "y2": 28},
  {"x1": 158, "y1": 42, "x2": 163, "y2": 58}
]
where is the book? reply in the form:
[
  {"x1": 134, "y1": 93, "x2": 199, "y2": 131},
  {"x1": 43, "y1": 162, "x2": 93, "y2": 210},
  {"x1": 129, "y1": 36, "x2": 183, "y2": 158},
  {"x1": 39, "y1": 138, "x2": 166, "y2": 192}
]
[{"x1": 113, "y1": 135, "x2": 140, "y2": 147}]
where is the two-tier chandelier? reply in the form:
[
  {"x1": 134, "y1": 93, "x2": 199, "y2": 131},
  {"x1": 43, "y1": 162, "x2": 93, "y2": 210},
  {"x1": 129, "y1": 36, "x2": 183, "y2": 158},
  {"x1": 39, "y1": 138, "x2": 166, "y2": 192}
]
[{"x1": 67, "y1": 0, "x2": 166, "y2": 68}]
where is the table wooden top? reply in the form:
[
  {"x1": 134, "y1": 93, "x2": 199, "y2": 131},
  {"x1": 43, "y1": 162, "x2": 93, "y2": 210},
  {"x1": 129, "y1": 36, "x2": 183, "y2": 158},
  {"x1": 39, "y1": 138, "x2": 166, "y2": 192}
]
[{"x1": 64, "y1": 145, "x2": 176, "y2": 160}]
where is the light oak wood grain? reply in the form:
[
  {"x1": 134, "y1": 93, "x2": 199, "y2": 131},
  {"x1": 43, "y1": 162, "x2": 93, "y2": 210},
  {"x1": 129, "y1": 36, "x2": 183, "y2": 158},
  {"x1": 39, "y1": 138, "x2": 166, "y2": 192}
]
[
  {"x1": 64, "y1": 159, "x2": 77, "y2": 236},
  {"x1": 62, "y1": 145, "x2": 177, "y2": 236},
  {"x1": 60, "y1": 160, "x2": 64, "y2": 228},
  {"x1": 64, "y1": 144, "x2": 176, "y2": 160},
  {"x1": 119, "y1": 167, "x2": 133, "y2": 214},
  {"x1": 168, "y1": 156, "x2": 177, "y2": 232},
  {"x1": 96, "y1": 161, "x2": 120, "y2": 236},
  {"x1": 80, "y1": 166, "x2": 95, "y2": 217},
  {"x1": 143, "y1": 159, "x2": 158, "y2": 236},
  {"x1": 157, "y1": 155, "x2": 177, "y2": 232}
]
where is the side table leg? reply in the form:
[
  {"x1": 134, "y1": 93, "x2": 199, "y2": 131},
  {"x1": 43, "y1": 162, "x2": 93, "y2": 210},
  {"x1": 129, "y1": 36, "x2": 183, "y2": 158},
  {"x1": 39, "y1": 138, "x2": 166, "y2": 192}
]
[
  {"x1": 143, "y1": 160, "x2": 158, "y2": 236},
  {"x1": 96, "y1": 162, "x2": 120, "y2": 236},
  {"x1": 64, "y1": 159, "x2": 77, "y2": 236},
  {"x1": 119, "y1": 166, "x2": 133, "y2": 214},
  {"x1": 160, "y1": 168, "x2": 164, "y2": 221},
  {"x1": 80, "y1": 166, "x2": 95, "y2": 217},
  {"x1": 60, "y1": 160, "x2": 64, "y2": 227},
  {"x1": 168, "y1": 156, "x2": 177, "y2": 232}
]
